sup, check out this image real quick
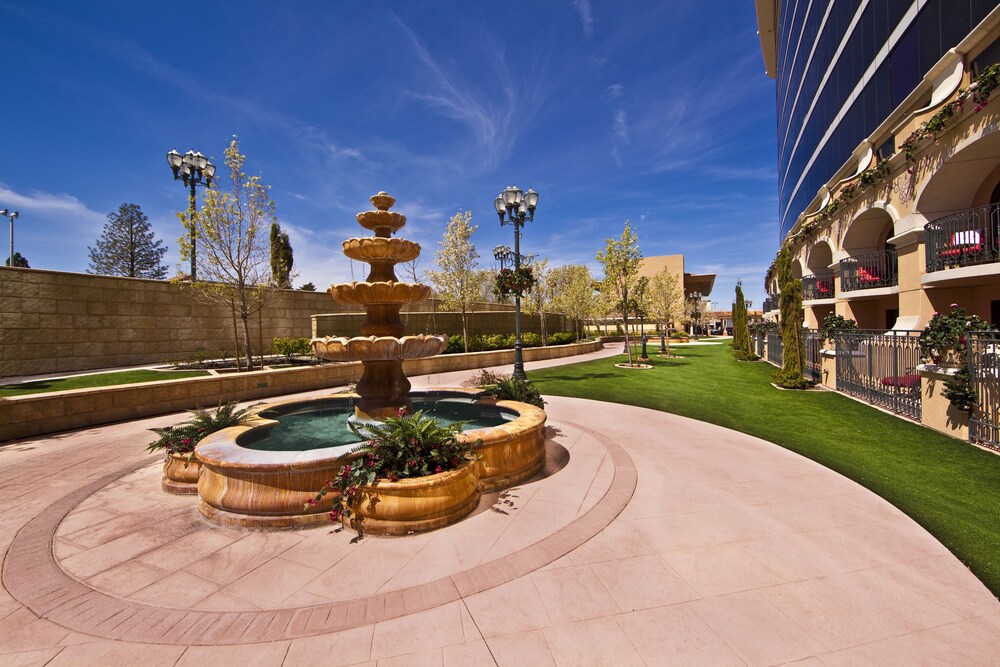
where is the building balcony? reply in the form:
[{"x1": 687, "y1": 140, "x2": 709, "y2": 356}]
[
  {"x1": 763, "y1": 295, "x2": 778, "y2": 313},
  {"x1": 802, "y1": 273, "x2": 835, "y2": 301},
  {"x1": 925, "y1": 204, "x2": 1000, "y2": 274},
  {"x1": 840, "y1": 248, "x2": 898, "y2": 293}
]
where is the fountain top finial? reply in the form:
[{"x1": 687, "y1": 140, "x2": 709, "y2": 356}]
[{"x1": 371, "y1": 192, "x2": 396, "y2": 211}]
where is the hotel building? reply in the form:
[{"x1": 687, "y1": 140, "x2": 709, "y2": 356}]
[{"x1": 755, "y1": 1, "x2": 1000, "y2": 331}]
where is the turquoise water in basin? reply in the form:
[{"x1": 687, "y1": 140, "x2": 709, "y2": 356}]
[{"x1": 239, "y1": 395, "x2": 513, "y2": 452}]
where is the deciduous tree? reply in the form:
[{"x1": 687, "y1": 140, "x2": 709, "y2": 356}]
[
  {"x1": 181, "y1": 137, "x2": 279, "y2": 371},
  {"x1": 522, "y1": 258, "x2": 552, "y2": 345},
  {"x1": 427, "y1": 211, "x2": 485, "y2": 353},
  {"x1": 648, "y1": 267, "x2": 684, "y2": 355},
  {"x1": 549, "y1": 264, "x2": 595, "y2": 339},
  {"x1": 596, "y1": 221, "x2": 642, "y2": 366},
  {"x1": 88, "y1": 203, "x2": 167, "y2": 278}
]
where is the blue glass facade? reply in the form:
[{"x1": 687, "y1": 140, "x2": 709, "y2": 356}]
[{"x1": 776, "y1": 0, "x2": 996, "y2": 239}]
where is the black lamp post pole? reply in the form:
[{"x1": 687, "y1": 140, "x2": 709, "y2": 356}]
[
  {"x1": 167, "y1": 150, "x2": 215, "y2": 281},
  {"x1": 495, "y1": 186, "x2": 538, "y2": 382}
]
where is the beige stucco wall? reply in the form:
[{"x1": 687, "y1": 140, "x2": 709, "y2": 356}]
[{"x1": 0, "y1": 268, "x2": 515, "y2": 378}]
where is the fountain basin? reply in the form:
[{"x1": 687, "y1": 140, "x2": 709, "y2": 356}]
[{"x1": 195, "y1": 390, "x2": 546, "y2": 530}]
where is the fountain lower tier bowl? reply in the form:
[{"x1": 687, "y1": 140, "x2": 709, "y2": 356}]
[
  {"x1": 194, "y1": 390, "x2": 546, "y2": 531},
  {"x1": 311, "y1": 334, "x2": 447, "y2": 362}
]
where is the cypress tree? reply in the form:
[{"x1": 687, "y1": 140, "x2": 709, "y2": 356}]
[
  {"x1": 270, "y1": 222, "x2": 293, "y2": 288},
  {"x1": 732, "y1": 282, "x2": 754, "y2": 360},
  {"x1": 773, "y1": 245, "x2": 808, "y2": 388}
]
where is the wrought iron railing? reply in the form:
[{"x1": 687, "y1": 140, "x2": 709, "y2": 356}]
[
  {"x1": 755, "y1": 332, "x2": 765, "y2": 358},
  {"x1": 834, "y1": 330, "x2": 922, "y2": 420},
  {"x1": 763, "y1": 295, "x2": 778, "y2": 312},
  {"x1": 803, "y1": 330, "x2": 823, "y2": 382},
  {"x1": 925, "y1": 203, "x2": 1000, "y2": 273},
  {"x1": 802, "y1": 273, "x2": 835, "y2": 300},
  {"x1": 968, "y1": 332, "x2": 1000, "y2": 450},
  {"x1": 766, "y1": 330, "x2": 782, "y2": 365},
  {"x1": 840, "y1": 248, "x2": 898, "y2": 292}
]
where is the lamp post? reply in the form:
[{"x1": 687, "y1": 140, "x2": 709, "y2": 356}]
[
  {"x1": 494, "y1": 185, "x2": 539, "y2": 380},
  {"x1": 166, "y1": 149, "x2": 216, "y2": 281},
  {"x1": 1, "y1": 209, "x2": 20, "y2": 268},
  {"x1": 689, "y1": 291, "x2": 703, "y2": 337}
]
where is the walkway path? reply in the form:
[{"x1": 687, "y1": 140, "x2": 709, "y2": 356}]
[{"x1": 1, "y1": 345, "x2": 998, "y2": 665}]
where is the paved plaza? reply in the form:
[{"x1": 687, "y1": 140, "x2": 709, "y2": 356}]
[{"x1": 2, "y1": 346, "x2": 999, "y2": 665}]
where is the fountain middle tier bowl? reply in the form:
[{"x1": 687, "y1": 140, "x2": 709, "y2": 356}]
[
  {"x1": 329, "y1": 281, "x2": 431, "y2": 306},
  {"x1": 311, "y1": 334, "x2": 447, "y2": 362},
  {"x1": 342, "y1": 237, "x2": 420, "y2": 264},
  {"x1": 194, "y1": 390, "x2": 546, "y2": 530}
]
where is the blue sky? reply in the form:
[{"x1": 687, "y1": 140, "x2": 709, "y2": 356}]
[{"x1": 1, "y1": 1, "x2": 778, "y2": 310}]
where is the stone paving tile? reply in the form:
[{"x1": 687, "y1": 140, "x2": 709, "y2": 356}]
[
  {"x1": 135, "y1": 526, "x2": 245, "y2": 573},
  {"x1": 369, "y1": 601, "x2": 470, "y2": 661},
  {"x1": 486, "y1": 630, "x2": 554, "y2": 667},
  {"x1": 0, "y1": 607, "x2": 71, "y2": 653},
  {"x1": 530, "y1": 564, "x2": 620, "y2": 625},
  {"x1": 442, "y1": 639, "x2": 496, "y2": 666},
  {"x1": 0, "y1": 647, "x2": 64, "y2": 666},
  {"x1": 131, "y1": 569, "x2": 222, "y2": 608},
  {"x1": 691, "y1": 590, "x2": 827, "y2": 666},
  {"x1": 543, "y1": 616, "x2": 644, "y2": 666},
  {"x1": 84, "y1": 560, "x2": 170, "y2": 598},
  {"x1": 223, "y1": 557, "x2": 324, "y2": 609},
  {"x1": 175, "y1": 640, "x2": 290, "y2": 666},
  {"x1": 43, "y1": 639, "x2": 186, "y2": 666},
  {"x1": 589, "y1": 554, "x2": 699, "y2": 611},
  {"x1": 463, "y1": 575, "x2": 552, "y2": 639},
  {"x1": 616, "y1": 603, "x2": 744, "y2": 666},
  {"x1": 660, "y1": 542, "x2": 789, "y2": 597},
  {"x1": 183, "y1": 532, "x2": 303, "y2": 586}
]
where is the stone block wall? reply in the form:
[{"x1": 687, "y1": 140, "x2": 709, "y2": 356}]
[
  {"x1": 313, "y1": 311, "x2": 575, "y2": 339},
  {"x1": 0, "y1": 267, "x2": 518, "y2": 378}
]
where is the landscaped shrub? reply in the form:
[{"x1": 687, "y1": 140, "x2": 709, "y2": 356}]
[
  {"x1": 820, "y1": 314, "x2": 858, "y2": 342},
  {"x1": 669, "y1": 330, "x2": 689, "y2": 339},
  {"x1": 445, "y1": 334, "x2": 465, "y2": 354},
  {"x1": 547, "y1": 332, "x2": 576, "y2": 345},
  {"x1": 480, "y1": 375, "x2": 545, "y2": 408},
  {"x1": 273, "y1": 337, "x2": 312, "y2": 359}
]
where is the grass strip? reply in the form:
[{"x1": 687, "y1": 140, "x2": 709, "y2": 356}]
[
  {"x1": 530, "y1": 343, "x2": 1000, "y2": 597},
  {"x1": 0, "y1": 370, "x2": 210, "y2": 397}
]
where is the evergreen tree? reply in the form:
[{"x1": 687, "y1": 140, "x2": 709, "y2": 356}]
[
  {"x1": 773, "y1": 245, "x2": 808, "y2": 388},
  {"x1": 732, "y1": 281, "x2": 754, "y2": 359},
  {"x1": 298, "y1": 282, "x2": 317, "y2": 291},
  {"x1": 88, "y1": 203, "x2": 167, "y2": 278},
  {"x1": 5, "y1": 252, "x2": 29, "y2": 268},
  {"x1": 270, "y1": 222, "x2": 293, "y2": 288}
]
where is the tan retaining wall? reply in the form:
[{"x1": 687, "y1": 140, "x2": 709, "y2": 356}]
[
  {"x1": 0, "y1": 340, "x2": 602, "y2": 442},
  {"x1": 314, "y1": 311, "x2": 575, "y2": 339},
  {"x1": 0, "y1": 267, "x2": 514, "y2": 378}
]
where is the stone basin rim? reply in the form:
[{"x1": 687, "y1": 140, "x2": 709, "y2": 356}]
[{"x1": 194, "y1": 388, "x2": 532, "y2": 472}]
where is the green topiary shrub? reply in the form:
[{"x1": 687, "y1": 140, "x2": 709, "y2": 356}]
[{"x1": 273, "y1": 337, "x2": 312, "y2": 359}]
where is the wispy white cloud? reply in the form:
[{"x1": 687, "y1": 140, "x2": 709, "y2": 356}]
[
  {"x1": 0, "y1": 184, "x2": 105, "y2": 224},
  {"x1": 612, "y1": 110, "x2": 629, "y2": 143},
  {"x1": 571, "y1": 0, "x2": 594, "y2": 38},
  {"x1": 604, "y1": 83, "x2": 624, "y2": 99}
]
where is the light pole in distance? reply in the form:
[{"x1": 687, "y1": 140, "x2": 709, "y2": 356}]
[{"x1": 1, "y1": 209, "x2": 20, "y2": 268}]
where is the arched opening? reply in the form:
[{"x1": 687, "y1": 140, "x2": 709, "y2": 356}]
[
  {"x1": 918, "y1": 131, "x2": 1000, "y2": 324},
  {"x1": 802, "y1": 241, "x2": 834, "y2": 301},
  {"x1": 835, "y1": 207, "x2": 900, "y2": 330}
]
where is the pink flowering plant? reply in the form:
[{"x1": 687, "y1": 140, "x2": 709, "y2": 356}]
[
  {"x1": 147, "y1": 401, "x2": 259, "y2": 458},
  {"x1": 308, "y1": 407, "x2": 479, "y2": 529}
]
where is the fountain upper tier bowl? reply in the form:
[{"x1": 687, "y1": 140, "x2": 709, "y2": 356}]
[{"x1": 342, "y1": 237, "x2": 420, "y2": 263}]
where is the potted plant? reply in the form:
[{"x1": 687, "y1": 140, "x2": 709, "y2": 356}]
[
  {"x1": 918, "y1": 304, "x2": 995, "y2": 412},
  {"x1": 147, "y1": 402, "x2": 259, "y2": 494},
  {"x1": 479, "y1": 375, "x2": 545, "y2": 408},
  {"x1": 308, "y1": 407, "x2": 482, "y2": 537}
]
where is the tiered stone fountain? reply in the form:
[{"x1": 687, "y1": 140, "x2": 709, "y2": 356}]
[
  {"x1": 195, "y1": 192, "x2": 546, "y2": 531},
  {"x1": 310, "y1": 192, "x2": 447, "y2": 421}
]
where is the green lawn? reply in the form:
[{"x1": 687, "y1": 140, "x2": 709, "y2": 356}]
[
  {"x1": 0, "y1": 369, "x2": 210, "y2": 397},
  {"x1": 530, "y1": 343, "x2": 1000, "y2": 597}
]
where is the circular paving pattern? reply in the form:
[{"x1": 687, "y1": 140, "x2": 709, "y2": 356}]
[{"x1": 2, "y1": 419, "x2": 636, "y2": 645}]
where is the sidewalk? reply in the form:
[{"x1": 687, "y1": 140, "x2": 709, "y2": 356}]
[{"x1": 1, "y1": 344, "x2": 998, "y2": 665}]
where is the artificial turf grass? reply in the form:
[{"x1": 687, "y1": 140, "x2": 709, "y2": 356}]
[
  {"x1": 0, "y1": 369, "x2": 210, "y2": 397},
  {"x1": 529, "y1": 343, "x2": 1000, "y2": 598}
]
